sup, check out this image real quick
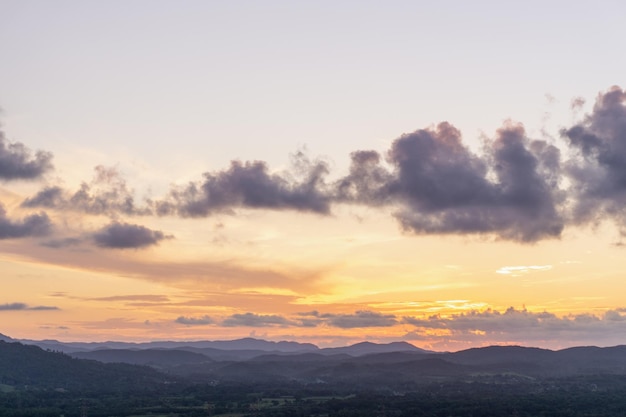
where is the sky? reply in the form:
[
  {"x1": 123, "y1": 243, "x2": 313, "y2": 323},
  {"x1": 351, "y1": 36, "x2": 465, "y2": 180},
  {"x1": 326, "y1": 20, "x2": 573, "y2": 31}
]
[{"x1": 1, "y1": 0, "x2": 626, "y2": 351}]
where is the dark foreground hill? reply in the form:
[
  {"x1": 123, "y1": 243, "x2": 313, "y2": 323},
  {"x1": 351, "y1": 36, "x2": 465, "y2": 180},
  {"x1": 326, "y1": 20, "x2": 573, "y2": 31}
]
[
  {"x1": 0, "y1": 341, "x2": 167, "y2": 393},
  {"x1": 3, "y1": 339, "x2": 626, "y2": 417}
]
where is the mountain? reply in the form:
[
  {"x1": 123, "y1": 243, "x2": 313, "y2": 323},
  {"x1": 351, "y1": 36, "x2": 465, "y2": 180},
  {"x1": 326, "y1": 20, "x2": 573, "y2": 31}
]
[
  {"x1": 19, "y1": 336, "x2": 319, "y2": 354},
  {"x1": 445, "y1": 345, "x2": 626, "y2": 376},
  {"x1": 320, "y1": 341, "x2": 430, "y2": 356},
  {"x1": 0, "y1": 333, "x2": 13, "y2": 342},
  {"x1": 3, "y1": 333, "x2": 626, "y2": 392},
  {"x1": 71, "y1": 348, "x2": 213, "y2": 368},
  {"x1": 0, "y1": 341, "x2": 166, "y2": 392}
]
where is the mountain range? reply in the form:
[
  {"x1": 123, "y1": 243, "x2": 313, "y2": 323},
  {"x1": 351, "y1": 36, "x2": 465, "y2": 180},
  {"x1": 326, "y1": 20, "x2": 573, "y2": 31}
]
[{"x1": 2, "y1": 332, "x2": 626, "y2": 389}]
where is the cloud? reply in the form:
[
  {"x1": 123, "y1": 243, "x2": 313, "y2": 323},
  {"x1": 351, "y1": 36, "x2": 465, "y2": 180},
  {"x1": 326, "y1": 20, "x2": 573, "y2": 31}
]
[
  {"x1": 0, "y1": 130, "x2": 53, "y2": 180},
  {"x1": 155, "y1": 152, "x2": 331, "y2": 217},
  {"x1": 28, "y1": 305, "x2": 60, "y2": 311},
  {"x1": 91, "y1": 221, "x2": 170, "y2": 249},
  {"x1": 0, "y1": 238, "x2": 322, "y2": 294},
  {"x1": 222, "y1": 312, "x2": 294, "y2": 327},
  {"x1": 40, "y1": 237, "x2": 83, "y2": 248},
  {"x1": 562, "y1": 86, "x2": 626, "y2": 230},
  {"x1": 0, "y1": 302, "x2": 59, "y2": 311},
  {"x1": 175, "y1": 315, "x2": 214, "y2": 326},
  {"x1": 14, "y1": 85, "x2": 626, "y2": 245},
  {"x1": 22, "y1": 165, "x2": 151, "y2": 216},
  {"x1": 339, "y1": 122, "x2": 564, "y2": 242},
  {"x1": 403, "y1": 307, "x2": 626, "y2": 345},
  {"x1": 0, "y1": 204, "x2": 52, "y2": 239},
  {"x1": 89, "y1": 294, "x2": 170, "y2": 302},
  {"x1": 322, "y1": 310, "x2": 397, "y2": 328},
  {"x1": 495, "y1": 265, "x2": 552, "y2": 275}
]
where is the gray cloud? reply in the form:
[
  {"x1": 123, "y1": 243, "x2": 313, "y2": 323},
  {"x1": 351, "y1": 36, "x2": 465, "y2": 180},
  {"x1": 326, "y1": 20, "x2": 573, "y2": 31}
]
[
  {"x1": 22, "y1": 166, "x2": 150, "y2": 216},
  {"x1": 222, "y1": 312, "x2": 294, "y2": 327},
  {"x1": 0, "y1": 130, "x2": 53, "y2": 180},
  {"x1": 28, "y1": 305, "x2": 60, "y2": 311},
  {"x1": 403, "y1": 307, "x2": 626, "y2": 344},
  {"x1": 338, "y1": 122, "x2": 563, "y2": 242},
  {"x1": 156, "y1": 152, "x2": 330, "y2": 217},
  {"x1": 0, "y1": 302, "x2": 59, "y2": 311},
  {"x1": 0, "y1": 204, "x2": 52, "y2": 239},
  {"x1": 40, "y1": 237, "x2": 83, "y2": 248},
  {"x1": 562, "y1": 86, "x2": 626, "y2": 230},
  {"x1": 92, "y1": 222, "x2": 170, "y2": 249},
  {"x1": 15, "y1": 85, "x2": 626, "y2": 244},
  {"x1": 322, "y1": 310, "x2": 397, "y2": 328},
  {"x1": 175, "y1": 315, "x2": 214, "y2": 326}
]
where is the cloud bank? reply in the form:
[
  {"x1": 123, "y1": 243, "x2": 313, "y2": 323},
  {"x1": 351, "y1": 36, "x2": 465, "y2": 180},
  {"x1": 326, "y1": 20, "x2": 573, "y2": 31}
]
[
  {"x1": 402, "y1": 307, "x2": 626, "y2": 347},
  {"x1": 12, "y1": 85, "x2": 626, "y2": 244}
]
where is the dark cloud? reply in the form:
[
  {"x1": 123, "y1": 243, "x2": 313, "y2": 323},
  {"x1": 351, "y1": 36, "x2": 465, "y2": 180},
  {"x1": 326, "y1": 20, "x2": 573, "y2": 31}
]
[
  {"x1": 322, "y1": 310, "x2": 397, "y2": 329},
  {"x1": 175, "y1": 315, "x2": 214, "y2": 326},
  {"x1": 338, "y1": 122, "x2": 563, "y2": 242},
  {"x1": 156, "y1": 153, "x2": 330, "y2": 217},
  {"x1": 0, "y1": 302, "x2": 59, "y2": 311},
  {"x1": 0, "y1": 204, "x2": 52, "y2": 239},
  {"x1": 335, "y1": 150, "x2": 393, "y2": 205},
  {"x1": 92, "y1": 222, "x2": 170, "y2": 249},
  {"x1": 0, "y1": 130, "x2": 53, "y2": 180},
  {"x1": 222, "y1": 312, "x2": 294, "y2": 327},
  {"x1": 562, "y1": 86, "x2": 626, "y2": 229},
  {"x1": 15, "y1": 85, "x2": 626, "y2": 244},
  {"x1": 22, "y1": 166, "x2": 151, "y2": 216}
]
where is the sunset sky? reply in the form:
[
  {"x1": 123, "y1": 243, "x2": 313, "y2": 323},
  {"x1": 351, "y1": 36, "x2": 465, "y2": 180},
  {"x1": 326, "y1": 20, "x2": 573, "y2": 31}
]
[{"x1": 2, "y1": 1, "x2": 626, "y2": 351}]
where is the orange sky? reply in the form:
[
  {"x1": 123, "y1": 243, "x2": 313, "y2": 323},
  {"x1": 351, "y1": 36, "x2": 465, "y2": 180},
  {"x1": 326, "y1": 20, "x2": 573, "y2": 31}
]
[{"x1": 2, "y1": 2, "x2": 626, "y2": 351}]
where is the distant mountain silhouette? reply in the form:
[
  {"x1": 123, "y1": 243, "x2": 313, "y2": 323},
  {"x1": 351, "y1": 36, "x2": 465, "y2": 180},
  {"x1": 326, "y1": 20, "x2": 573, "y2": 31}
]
[
  {"x1": 19, "y1": 336, "x2": 319, "y2": 354},
  {"x1": 320, "y1": 341, "x2": 430, "y2": 356},
  {"x1": 3, "y1": 332, "x2": 626, "y2": 388},
  {"x1": 71, "y1": 348, "x2": 213, "y2": 368}
]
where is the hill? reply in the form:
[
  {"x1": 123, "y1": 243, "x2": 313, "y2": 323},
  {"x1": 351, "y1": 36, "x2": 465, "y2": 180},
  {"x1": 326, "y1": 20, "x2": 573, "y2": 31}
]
[{"x1": 0, "y1": 341, "x2": 167, "y2": 393}]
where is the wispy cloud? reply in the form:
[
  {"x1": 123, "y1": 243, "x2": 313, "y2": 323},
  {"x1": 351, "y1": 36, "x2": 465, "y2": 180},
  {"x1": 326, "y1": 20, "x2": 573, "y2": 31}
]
[
  {"x1": 0, "y1": 302, "x2": 59, "y2": 311},
  {"x1": 22, "y1": 166, "x2": 151, "y2": 216},
  {"x1": 88, "y1": 294, "x2": 170, "y2": 303},
  {"x1": 496, "y1": 265, "x2": 552, "y2": 275},
  {"x1": 175, "y1": 315, "x2": 214, "y2": 326}
]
